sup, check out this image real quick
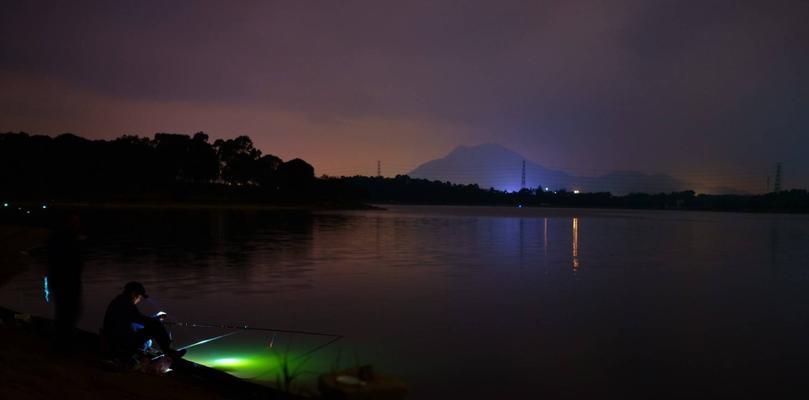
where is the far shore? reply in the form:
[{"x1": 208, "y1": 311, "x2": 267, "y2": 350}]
[{"x1": 8, "y1": 200, "x2": 381, "y2": 212}]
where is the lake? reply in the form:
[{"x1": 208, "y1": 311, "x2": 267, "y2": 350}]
[{"x1": 3, "y1": 205, "x2": 809, "y2": 398}]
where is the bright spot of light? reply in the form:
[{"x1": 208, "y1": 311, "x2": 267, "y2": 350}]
[
  {"x1": 544, "y1": 187, "x2": 549, "y2": 191},
  {"x1": 212, "y1": 357, "x2": 247, "y2": 367},
  {"x1": 573, "y1": 190, "x2": 581, "y2": 194},
  {"x1": 2, "y1": 203, "x2": 8, "y2": 207},
  {"x1": 517, "y1": 204, "x2": 523, "y2": 208},
  {"x1": 41, "y1": 204, "x2": 48, "y2": 209}
]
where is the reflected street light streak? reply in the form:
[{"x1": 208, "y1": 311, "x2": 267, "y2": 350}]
[{"x1": 572, "y1": 217, "x2": 580, "y2": 271}]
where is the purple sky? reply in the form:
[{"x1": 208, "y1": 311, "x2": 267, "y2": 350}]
[{"x1": 2, "y1": 0, "x2": 808, "y2": 192}]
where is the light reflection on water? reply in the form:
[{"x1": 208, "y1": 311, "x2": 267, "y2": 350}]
[
  {"x1": 3, "y1": 206, "x2": 809, "y2": 398},
  {"x1": 572, "y1": 217, "x2": 580, "y2": 271}
]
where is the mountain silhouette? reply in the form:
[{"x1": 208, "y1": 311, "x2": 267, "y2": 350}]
[{"x1": 408, "y1": 143, "x2": 685, "y2": 194}]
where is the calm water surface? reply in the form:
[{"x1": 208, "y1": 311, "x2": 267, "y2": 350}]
[{"x1": 4, "y1": 205, "x2": 809, "y2": 398}]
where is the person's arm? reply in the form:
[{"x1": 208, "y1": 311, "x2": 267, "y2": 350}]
[{"x1": 127, "y1": 302, "x2": 155, "y2": 325}]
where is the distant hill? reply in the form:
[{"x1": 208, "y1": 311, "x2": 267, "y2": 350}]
[{"x1": 408, "y1": 143, "x2": 685, "y2": 194}]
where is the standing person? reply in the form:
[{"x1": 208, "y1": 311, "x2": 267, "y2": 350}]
[
  {"x1": 102, "y1": 281, "x2": 186, "y2": 366},
  {"x1": 46, "y1": 210, "x2": 84, "y2": 353}
]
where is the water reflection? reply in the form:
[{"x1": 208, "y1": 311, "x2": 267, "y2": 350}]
[
  {"x1": 4, "y1": 206, "x2": 809, "y2": 400},
  {"x1": 572, "y1": 217, "x2": 580, "y2": 271},
  {"x1": 543, "y1": 217, "x2": 549, "y2": 269}
]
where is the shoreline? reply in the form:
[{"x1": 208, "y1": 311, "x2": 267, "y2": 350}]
[
  {"x1": 5, "y1": 197, "x2": 807, "y2": 215},
  {"x1": 48, "y1": 201, "x2": 382, "y2": 211}
]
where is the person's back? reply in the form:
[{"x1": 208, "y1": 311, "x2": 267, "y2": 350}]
[
  {"x1": 102, "y1": 293, "x2": 143, "y2": 356},
  {"x1": 101, "y1": 282, "x2": 185, "y2": 362}
]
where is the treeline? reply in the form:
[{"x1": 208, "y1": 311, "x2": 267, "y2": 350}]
[
  {"x1": 332, "y1": 175, "x2": 809, "y2": 213},
  {"x1": 3, "y1": 132, "x2": 808, "y2": 213},
  {"x1": 0, "y1": 132, "x2": 321, "y2": 202}
]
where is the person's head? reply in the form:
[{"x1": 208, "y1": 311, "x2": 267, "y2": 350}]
[{"x1": 123, "y1": 281, "x2": 148, "y2": 305}]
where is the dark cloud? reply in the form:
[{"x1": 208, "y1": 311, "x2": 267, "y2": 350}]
[{"x1": 1, "y1": 0, "x2": 808, "y2": 191}]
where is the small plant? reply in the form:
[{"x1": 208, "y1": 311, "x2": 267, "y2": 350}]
[
  {"x1": 270, "y1": 343, "x2": 313, "y2": 394},
  {"x1": 330, "y1": 346, "x2": 343, "y2": 373}
]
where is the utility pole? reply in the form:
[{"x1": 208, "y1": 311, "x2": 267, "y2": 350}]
[
  {"x1": 377, "y1": 160, "x2": 381, "y2": 178},
  {"x1": 774, "y1": 162, "x2": 782, "y2": 193},
  {"x1": 521, "y1": 160, "x2": 526, "y2": 189}
]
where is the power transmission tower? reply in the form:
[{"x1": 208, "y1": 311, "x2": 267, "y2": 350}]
[
  {"x1": 377, "y1": 160, "x2": 381, "y2": 177},
  {"x1": 521, "y1": 160, "x2": 526, "y2": 189},
  {"x1": 774, "y1": 162, "x2": 782, "y2": 192}
]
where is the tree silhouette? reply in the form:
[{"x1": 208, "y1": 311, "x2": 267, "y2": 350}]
[
  {"x1": 186, "y1": 132, "x2": 219, "y2": 182},
  {"x1": 277, "y1": 158, "x2": 314, "y2": 191},
  {"x1": 214, "y1": 136, "x2": 261, "y2": 185},
  {"x1": 254, "y1": 154, "x2": 283, "y2": 189}
]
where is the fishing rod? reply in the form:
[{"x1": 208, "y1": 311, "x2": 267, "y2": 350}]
[
  {"x1": 178, "y1": 330, "x2": 245, "y2": 351},
  {"x1": 151, "y1": 330, "x2": 245, "y2": 361},
  {"x1": 166, "y1": 320, "x2": 344, "y2": 362},
  {"x1": 166, "y1": 321, "x2": 343, "y2": 339}
]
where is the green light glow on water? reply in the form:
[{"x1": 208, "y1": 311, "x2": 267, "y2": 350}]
[
  {"x1": 211, "y1": 357, "x2": 249, "y2": 367},
  {"x1": 186, "y1": 350, "x2": 282, "y2": 377},
  {"x1": 179, "y1": 330, "x2": 331, "y2": 386}
]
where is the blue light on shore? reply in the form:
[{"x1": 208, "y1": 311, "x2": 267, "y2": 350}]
[{"x1": 44, "y1": 276, "x2": 50, "y2": 303}]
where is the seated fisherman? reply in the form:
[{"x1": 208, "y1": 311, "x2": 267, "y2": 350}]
[{"x1": 102, "y1": 281, "x2": 186, "y2": 362}]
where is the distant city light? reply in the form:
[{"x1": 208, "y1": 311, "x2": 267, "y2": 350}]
[
  {"x1": 544, "y1": 187, "x2": 549, "y2": 191},
  {"x1": 26, "y1": 210, "x2": 31, "y2": 214},
  {"x1": 2, "y1": 202, "x2": 8, "y2": 207},
  {"x1": 573, "y1": 190, "x2": 581, "y2": 194},
  {"x1": 41, "y1": 204, "x2": 48, "y2": 209}
]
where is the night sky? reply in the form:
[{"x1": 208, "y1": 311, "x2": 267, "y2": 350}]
[{"x1": 2, "y1": 1, "x2": 808, "y2": 192}]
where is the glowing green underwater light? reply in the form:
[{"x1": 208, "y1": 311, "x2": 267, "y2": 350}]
[
  {"x1": 211, "y1": 357, "x2": 250, "y2": 367},
  {"x1": 177, "y1": 329, "x2": 337, "y2": 385},
  {"x1": 186, "y1": 351, "x2": 283, "y2": 378}
]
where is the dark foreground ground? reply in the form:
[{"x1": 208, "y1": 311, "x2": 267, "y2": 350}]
[{"x1": 0, "y1": 320, "x2": 226, "y2": 400}]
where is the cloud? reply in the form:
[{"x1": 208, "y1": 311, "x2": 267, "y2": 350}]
[
  {"x1": 0, "y1": 71, "x2": 474, "y2": 176},
  {"x1": 2, "y1": 0, "x2": 808, "y2": 191}
]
